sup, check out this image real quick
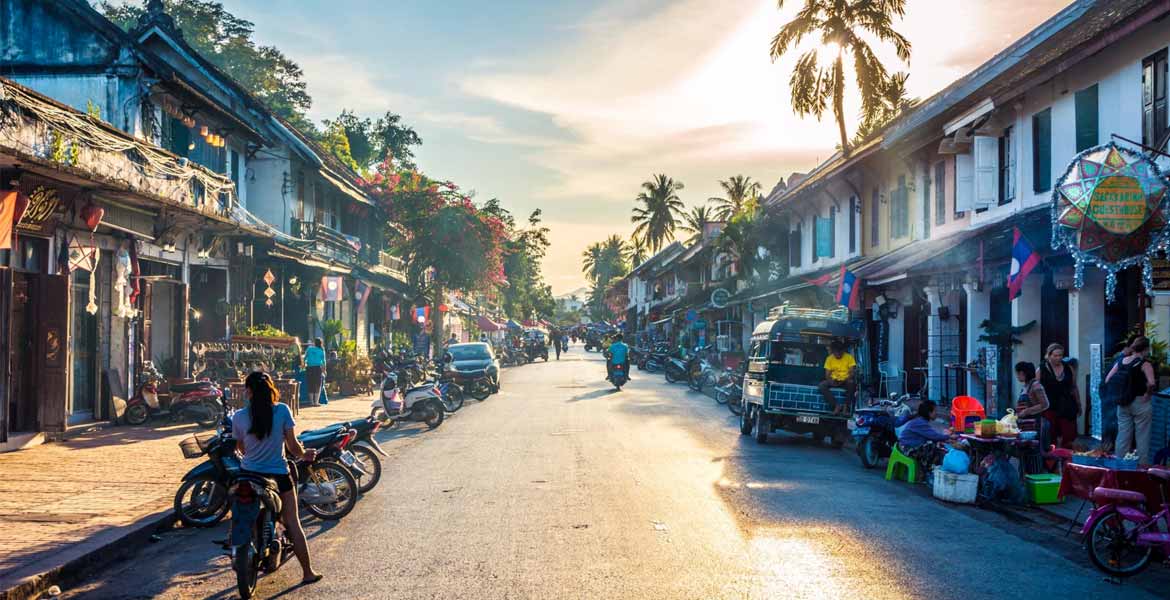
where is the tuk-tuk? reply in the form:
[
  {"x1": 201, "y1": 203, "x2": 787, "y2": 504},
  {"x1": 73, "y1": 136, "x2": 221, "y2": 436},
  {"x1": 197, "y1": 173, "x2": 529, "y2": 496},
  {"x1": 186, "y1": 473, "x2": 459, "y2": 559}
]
[
  {"x1": 523, "y1": 328, "x2": 549, "y2": 362},
  {"x1": 740, "y1": 305, "x2": 863, "y2": 448}
]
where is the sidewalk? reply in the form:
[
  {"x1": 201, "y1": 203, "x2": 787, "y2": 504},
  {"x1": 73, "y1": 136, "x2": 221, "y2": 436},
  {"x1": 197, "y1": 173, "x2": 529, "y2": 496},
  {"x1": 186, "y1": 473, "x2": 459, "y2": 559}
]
[{"x1": 0, "y1": 395, "x2": 375, "y2": 600}]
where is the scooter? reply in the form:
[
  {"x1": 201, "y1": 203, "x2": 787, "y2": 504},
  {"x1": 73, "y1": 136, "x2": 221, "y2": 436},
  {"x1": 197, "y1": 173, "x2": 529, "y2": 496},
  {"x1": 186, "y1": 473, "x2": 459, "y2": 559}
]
[
  {"x1": 125, "y1": 361, "x2": 223, "y2": 428},
  {"x1": 852, "y1": 394, "x2": 913, "y2": 468},
  {"x1": 372, "y1": 371, "x2": 445, "y2": 430},
  {"x1": 663, "y1": 351, "x2": 689, "y2": 384}
]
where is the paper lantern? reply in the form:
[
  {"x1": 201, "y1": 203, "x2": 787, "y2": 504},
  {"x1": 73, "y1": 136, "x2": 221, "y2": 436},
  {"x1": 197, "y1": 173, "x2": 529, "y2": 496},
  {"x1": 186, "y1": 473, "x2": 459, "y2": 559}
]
[
  {"x1": 438, "y1": 304, "x2": 449, "y2": 313},
  {"x1": 80, "y1": 203, "x2": 104, "y2": 231}
]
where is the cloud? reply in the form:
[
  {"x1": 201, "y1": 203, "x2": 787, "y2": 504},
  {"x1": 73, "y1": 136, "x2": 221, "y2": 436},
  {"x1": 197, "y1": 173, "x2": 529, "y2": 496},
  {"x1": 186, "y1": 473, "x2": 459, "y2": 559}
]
[
  {"x1": 419, "y1": 110, "x2": 560, "y2": 147},
  {"x1": 299, "y1": 54, "x2": 417, "y2": 121}
]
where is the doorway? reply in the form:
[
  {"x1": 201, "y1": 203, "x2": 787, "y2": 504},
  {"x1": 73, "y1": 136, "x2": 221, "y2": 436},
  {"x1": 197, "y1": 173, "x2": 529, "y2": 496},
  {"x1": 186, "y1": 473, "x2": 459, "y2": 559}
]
[
  {"x1": 69, "y1": 269, "x2": 99, "y2": 424},
  {"x1": 9, "y1": 273, "x2": 35, "y2": 433}
]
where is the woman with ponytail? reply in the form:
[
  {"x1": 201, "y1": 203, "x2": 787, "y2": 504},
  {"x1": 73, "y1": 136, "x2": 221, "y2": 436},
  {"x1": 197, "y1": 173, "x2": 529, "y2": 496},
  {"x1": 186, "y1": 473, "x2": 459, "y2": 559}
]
[{"x1": 232, "y1": 371, "x2": 323, "y2": 586}]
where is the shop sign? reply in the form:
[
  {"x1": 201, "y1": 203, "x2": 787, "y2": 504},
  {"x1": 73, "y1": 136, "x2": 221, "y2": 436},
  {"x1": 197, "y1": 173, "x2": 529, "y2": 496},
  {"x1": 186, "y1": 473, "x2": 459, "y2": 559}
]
[
  {"x1": 16, "y1": 181, "x2": 66, "y2": 235},
  {"x1": 685, "y1": 309, "x2": 697, "y2": 322},
  {"x1": 1052, "y1": 142, "x2": 1170, "y2": 300},
  {"x1": 710, "y1": 288, "x2": 730, "y2": 308},
  {"x1": 1151, "y1": 254, "x2": 1170, "y2": 295}
]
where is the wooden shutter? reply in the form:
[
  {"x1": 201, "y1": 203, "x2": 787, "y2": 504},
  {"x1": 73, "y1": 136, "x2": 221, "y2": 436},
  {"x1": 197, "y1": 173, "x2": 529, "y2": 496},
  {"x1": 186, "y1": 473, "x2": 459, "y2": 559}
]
[
  {"x1": 973, "y1": 136, "x2": 998, "y2": 209},
  {"x1": 934, "y1": 162, "x2": 946, "y2": 226},
  {"x1": 848, "y1": 196, "x2": 856, "y2": 253},
  {"x1": 1032, "y1": 109, "x2": 1052, "y2": 193},
  {"x1": 36, "y1": 274, "x2": 69, "y2": 433},
  {"x1": 955, "y1": 154, "x2": 974, "y2": 213},
  {"x1": 175, "y1": 283, "x2": 189, "y2": 378},
  {"x1": 829, "y1": 206, "x2": 836, "y2": 258},
  {"x1": 140, "y1": 281, "x2": 153, "y2": 368},
  {"x1": 0, "y1": 267, "x2": 9, "y2": 443},
  {"x1": 1074, "y1": 85, "x2": 1098, "y2": 152},
  {"x1": 922, "y1": 169, "x2": 931, "y2": 239}
]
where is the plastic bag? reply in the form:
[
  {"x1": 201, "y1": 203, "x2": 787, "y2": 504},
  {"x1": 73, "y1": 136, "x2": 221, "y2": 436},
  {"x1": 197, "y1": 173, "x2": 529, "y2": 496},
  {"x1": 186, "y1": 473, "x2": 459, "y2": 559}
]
[
  {"x1": 998, "y1": 409, "x2": 1019, "y2": 434},
  {"x1": 941, "y1": 447, "x2": 971, "y2": 474}
]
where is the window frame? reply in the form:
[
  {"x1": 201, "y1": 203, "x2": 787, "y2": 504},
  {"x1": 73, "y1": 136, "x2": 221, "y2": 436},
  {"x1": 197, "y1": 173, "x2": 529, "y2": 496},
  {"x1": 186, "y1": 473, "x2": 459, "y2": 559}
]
[
  {"x1": 1032, "y1": 108, "x2": 1052, "y2": 194},
  {"x1": 998, "y1": 126, "x2": 1015, "y2": 206},
  {"x1": 1143, "y1": 50, "x2": 1168, "y2": 149},
  {"x1": 934, "y1": 161, "x2": 946, "y2": 226},
  {"x1": 870, "y1": 188, "x2": 880, "y2": 248}
]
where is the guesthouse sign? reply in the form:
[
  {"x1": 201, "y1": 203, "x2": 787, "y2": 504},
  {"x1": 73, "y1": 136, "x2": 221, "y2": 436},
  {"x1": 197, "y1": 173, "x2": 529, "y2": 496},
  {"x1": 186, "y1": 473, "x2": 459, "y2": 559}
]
[
  {"x1": 16, "y1": 180, "x2": 66, "y2": 235},
  {"x1": 1052, "y1": 143, "x2": 1170, "y2": 300}
]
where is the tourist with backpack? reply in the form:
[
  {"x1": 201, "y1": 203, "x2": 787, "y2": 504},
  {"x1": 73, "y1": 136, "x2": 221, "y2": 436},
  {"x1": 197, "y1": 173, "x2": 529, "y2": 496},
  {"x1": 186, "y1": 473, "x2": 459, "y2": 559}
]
[{"x1": 1103, "y1": 336, "x2": 1156, "y2": 464}]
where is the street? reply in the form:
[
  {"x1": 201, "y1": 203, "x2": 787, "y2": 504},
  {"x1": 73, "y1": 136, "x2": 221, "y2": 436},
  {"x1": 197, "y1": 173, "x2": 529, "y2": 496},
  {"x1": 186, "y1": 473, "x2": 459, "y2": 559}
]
[{"x1": 66, "y1": 348, "x2": 1163, "y2": 600}]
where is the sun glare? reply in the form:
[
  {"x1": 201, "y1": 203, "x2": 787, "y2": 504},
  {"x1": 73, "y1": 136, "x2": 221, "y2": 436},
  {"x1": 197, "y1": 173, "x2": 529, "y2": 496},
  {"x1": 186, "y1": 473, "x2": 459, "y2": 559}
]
[{"x1": 816, "y1": 42, "x2": 842, "y2": 64}]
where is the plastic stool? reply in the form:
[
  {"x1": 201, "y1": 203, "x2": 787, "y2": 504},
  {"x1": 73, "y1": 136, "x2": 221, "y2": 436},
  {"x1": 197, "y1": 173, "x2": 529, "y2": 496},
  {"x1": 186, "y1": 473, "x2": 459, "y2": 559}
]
[
  {"x1": 886, "y1": 445, "x2": 918, "y2": 483},
  {"x1": 950, "y1": 395, "x2": 986, "y2": 432}
]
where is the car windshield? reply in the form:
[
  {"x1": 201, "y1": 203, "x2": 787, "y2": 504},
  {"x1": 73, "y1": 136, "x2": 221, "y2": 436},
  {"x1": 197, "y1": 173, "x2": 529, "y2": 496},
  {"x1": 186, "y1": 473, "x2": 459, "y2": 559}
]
[{"x1": 449, "y1": 344, "x2": 491, "y2": 361}]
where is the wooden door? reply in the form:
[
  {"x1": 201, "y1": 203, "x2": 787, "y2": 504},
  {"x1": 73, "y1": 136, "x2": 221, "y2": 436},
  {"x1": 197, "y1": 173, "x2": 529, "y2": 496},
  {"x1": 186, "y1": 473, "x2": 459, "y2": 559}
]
[
  {"x1": 36, "y1": 273, "x2": 69, "y2": 433},
  {"x1": 175, "y1": 283, "x2": 189, "y2": 377},
  {"x1": 903, "y1": 301, "x2": 926, "y2": 396},
  {"x1": 139, "y1": 281, "x2": 153, "y2": 369}
]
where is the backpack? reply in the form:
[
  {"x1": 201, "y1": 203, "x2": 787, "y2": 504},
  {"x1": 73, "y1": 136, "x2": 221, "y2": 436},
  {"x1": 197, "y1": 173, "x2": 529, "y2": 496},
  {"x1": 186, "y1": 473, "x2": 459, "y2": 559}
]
[{"x1": 1103, "y1": 357, "x2": 1146, "y2": 408}]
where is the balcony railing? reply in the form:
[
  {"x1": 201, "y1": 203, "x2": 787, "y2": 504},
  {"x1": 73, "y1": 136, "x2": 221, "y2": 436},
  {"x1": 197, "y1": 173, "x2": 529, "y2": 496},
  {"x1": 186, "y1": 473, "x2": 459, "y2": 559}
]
[
  {"x1": 291, "y1": 218, "x2": 359, "y2": 264},
  {"x1": 378, "y1": 251, "x2": 406, "y2": 277}
]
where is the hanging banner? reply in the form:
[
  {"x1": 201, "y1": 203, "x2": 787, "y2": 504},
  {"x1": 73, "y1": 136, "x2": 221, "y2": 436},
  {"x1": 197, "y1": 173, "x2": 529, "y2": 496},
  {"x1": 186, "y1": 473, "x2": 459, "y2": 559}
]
[
  {"x1": 319, "y1": 275, "x2": 343, "y2": 302},
  {"x1": 354, "y1": 279, "x2": 372, "y2": 312},
  {"x1": 1052, "y1": 142, "x2": 1170, "y2": 300},
  {"x1": 16, "y1": 178, "x2": 66, "y2": 236}
]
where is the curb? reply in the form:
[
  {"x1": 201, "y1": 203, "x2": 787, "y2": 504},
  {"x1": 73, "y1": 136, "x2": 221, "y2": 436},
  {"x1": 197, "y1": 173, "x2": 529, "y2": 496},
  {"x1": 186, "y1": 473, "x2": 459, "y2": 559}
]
[{"x1": 0, "y1": 510, "x2": 176, "y2": 600}]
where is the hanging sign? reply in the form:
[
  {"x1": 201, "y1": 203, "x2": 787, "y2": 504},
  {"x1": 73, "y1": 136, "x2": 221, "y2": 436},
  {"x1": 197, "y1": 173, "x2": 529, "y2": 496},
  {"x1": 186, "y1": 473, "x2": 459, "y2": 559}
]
[
  {"x1": 16, "y1": 179, "x2": 66, "y2": 236},
  {"x1": 710, "y1": 288, "x2": 731, "y2": 309},
  {"x1": 1052, "y1": 142, "x2": 1170, "y2": 300},
  {"x1": 1151, "y1": 253, "x2": 1170, "y2": 295}
]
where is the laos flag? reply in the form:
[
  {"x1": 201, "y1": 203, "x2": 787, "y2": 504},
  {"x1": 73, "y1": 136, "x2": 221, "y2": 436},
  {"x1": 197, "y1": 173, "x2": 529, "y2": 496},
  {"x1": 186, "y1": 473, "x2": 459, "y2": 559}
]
[
  {"x1": 1008, "y1": 227, "x2": 1040, "y2": 301},
  {"x1": 835, "y1": 266, "x2": 861, "y2": 310}
]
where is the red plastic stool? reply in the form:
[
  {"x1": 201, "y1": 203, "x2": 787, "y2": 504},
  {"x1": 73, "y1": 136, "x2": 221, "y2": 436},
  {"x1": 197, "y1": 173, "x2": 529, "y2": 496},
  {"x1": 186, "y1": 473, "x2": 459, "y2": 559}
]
[{"x1": 950, "y1": 395, "x2": 986, "y2": 433}]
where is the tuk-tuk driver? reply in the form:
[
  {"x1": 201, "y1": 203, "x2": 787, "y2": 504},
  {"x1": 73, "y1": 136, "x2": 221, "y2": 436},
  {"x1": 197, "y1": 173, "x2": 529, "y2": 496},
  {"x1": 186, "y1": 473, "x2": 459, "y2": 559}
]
[{"x1": 819, "y1": 340, "x2": 856, "y2": 415}]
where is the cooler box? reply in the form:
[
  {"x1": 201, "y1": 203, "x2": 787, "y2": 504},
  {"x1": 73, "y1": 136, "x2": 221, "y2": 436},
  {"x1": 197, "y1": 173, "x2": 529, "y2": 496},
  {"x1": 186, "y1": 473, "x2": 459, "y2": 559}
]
[{"x1": 1024, "y1": 474, "x2": 1062, "y2": 504}]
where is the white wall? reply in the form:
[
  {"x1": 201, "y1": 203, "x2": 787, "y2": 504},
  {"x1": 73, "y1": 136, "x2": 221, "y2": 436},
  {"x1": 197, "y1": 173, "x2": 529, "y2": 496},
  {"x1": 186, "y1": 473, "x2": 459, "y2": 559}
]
[
  {"x1": 788, "y1": 191, "x2": 861, "y2": 276},
  {"x1": 247, "y1": 146, "x2": 295, "y2": 234},
  {"x1": 12, "y1": 74, "x2": 143, "y2": 137}
]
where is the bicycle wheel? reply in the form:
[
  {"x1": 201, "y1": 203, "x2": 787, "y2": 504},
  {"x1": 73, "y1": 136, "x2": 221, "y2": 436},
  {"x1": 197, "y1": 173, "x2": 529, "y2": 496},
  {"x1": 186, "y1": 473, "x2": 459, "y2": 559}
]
[{"x1": 1087, "y1": 508, "x2": 1152, "y2": 577}]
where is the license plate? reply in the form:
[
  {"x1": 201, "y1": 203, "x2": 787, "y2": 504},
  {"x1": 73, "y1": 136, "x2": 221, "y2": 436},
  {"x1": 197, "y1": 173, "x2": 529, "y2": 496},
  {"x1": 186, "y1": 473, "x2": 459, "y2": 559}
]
[
  {"x1": 339, "y1": 451, "x2": 357, "y2": 466},
  {"x1": 795, "y1": 415, "x2": 820, "y2": 425},
  {"x1": 852, "y1": 427, "x2": 869, "y2": 436}
]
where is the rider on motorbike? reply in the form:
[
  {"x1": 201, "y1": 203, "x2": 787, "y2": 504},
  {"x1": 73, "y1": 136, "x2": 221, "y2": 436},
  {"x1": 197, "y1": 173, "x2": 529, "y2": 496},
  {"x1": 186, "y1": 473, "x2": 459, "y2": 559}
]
[{"x1": 605, "y1": 334, "x2": 630, "y2": 382}]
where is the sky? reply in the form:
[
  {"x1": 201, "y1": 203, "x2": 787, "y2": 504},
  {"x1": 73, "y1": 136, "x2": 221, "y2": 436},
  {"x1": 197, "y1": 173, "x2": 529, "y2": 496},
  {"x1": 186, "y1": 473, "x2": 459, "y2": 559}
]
[{"x1": 207, "y1": 0, "x2": 1070, "y2": 295}]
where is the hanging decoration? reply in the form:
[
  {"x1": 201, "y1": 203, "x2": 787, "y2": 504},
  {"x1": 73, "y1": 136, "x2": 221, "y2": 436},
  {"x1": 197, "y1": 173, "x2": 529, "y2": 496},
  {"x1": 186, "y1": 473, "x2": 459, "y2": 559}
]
[
  {"x1": 66, "y1": 234, "x2": 100, "y2": 314},
  {"x1": 112, "y1": 242, "x2": 137, "y2": 319},
  {"x1": 262, "y1": 268, "x2": 276, "y2": 308},
  {"x1": 1051, "y1": 142, "x2": 1170, "y2": 301},
  {"x1": 80, "y1": 201, "x2": 104, "y2": 231},
  {"x1": 320, "y1": 275, "x2": 343, "y2": 302}
]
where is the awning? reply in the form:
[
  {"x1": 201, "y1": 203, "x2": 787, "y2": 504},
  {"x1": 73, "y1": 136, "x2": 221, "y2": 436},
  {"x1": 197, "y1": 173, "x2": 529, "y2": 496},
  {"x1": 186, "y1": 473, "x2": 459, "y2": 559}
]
[
  {"x1": 476, "y1": 315, "x2": 502, "y2": 331},
  {"x1": 318, "y1": 168, "x2": 373, "y2": 207}
]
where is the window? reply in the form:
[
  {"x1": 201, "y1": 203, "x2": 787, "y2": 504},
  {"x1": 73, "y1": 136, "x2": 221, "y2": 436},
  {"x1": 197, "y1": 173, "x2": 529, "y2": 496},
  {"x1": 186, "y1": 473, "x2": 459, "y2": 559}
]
[
  {"x1": 922, "y1": 168, "x2": 931, "y2": 239},
  {"x1": 789, "y1": 223, "x2": 802, "y2": 268},
  {"x1": 1032, "y1": 108, "x2": 1052, "y2": 193},
  {"x1": 998, "y1": 126, "x2": 1015, "y2": 206},
  {"x1": 1075, "y1": 84, "x2": 1099, "y2": 152},
  {"x1": 810, "y1": 213, "x2": 818, "y2": 264},
  {"x1": 934, "y1": 162, "x2": 946, "y2": 225},
  {"x1": 891, "y1": 176, "x2": 909, "y2": 238},
  {"x1": 870, "y1": 188, "x2": 880, "y2": 247},
  {"x1": 848, "y1": 196, "x2": 857, "y2": 253},
  {"x1": 829, "y1": 205, "x2": 837, "y2": 258},
  {"x1": 1143, "y1": 50, "x2": 1168, "y2": 149}
]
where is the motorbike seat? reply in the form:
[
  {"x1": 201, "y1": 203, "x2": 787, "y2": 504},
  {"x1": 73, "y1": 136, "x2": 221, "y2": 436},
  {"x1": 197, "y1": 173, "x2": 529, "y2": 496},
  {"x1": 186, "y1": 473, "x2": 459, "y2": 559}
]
[
  {"x1": 298, "y1": 426, "x2": 345, "y2": 448},
  {"x1": 406, "y1": 384, "x2": 435, "y2": 394},
  {"x1": 1148, "y1": 468, "x2": 1170, "y2": 481},
  {"x1": 1092, "y1": 487, "x2": 1146, "y2": 504},
  {"x1": 170, "y1": 381, "x2": 213, "y2": 393}
]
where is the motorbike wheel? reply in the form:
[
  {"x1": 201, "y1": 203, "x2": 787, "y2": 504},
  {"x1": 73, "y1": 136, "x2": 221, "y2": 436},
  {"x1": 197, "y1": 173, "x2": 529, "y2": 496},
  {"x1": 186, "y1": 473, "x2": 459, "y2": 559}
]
[
  {"x1": 442, "y1": 386, "x2": 465, "y2": 413},
  {"x1": 665, "y1": 369, "x2": 678, "y2": 384},
  {"x1": 173, "y1": 475, "x2": 229, "y2": 528},
  {"x1": 303, "y1": 459, "x2": 359, "y2": 520},
  {"x1": 713, "y1": 384, "x2": 728, "y2": 404},
  {"x1": 350, "y1": 444, "x2": 383, "y2": 494},
  {"x1": 727, "y1": 394, "x2": 744, "y2": 416},
  {"x1": 857, "y1": 436, "x2": 882, "y2": 469},
  {"x1": 125, "y1": 403, "x2": 149, "y2": 426},
  {"x1": 1087, "y1": 508, "x2": 1153, "y2": 577},
  {"x1": 471, "y1": 383, "x2": 491, "y2": 401},
  {"x1": 739, "y1": 404, "x2": 753, "y2": 435},
  {"x1": 234, "y1": 544, "x2": 258, "y2": 599},
  {"x1": 424, "y1": 399, "x2": 446, "y2": 429},
  {"x1": 195, "y1": 399, "x2": 221, "y2": 429}
]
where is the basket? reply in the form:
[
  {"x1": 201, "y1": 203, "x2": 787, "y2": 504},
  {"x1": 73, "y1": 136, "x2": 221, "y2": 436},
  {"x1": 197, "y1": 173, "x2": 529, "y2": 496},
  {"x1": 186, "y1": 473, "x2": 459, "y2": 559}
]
[
  {"x1": 1071, "y1": 455, "x2": 1108, "y2": 468},
  {"x1": 178, "y1": 433, "x2": 215, "y2": 459},
  {"x1": 932, "y1": 469, "x2": 979, "y2": 504}
]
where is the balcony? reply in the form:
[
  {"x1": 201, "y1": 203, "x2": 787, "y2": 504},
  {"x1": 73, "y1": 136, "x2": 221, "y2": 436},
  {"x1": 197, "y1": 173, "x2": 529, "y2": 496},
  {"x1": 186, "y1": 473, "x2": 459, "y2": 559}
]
[
  {"x1": 291, "y1": 218, "x2": 360, "y2": 265},
  {"x1": 376, "y1": 251, "x2": 406, "y2": 279}
]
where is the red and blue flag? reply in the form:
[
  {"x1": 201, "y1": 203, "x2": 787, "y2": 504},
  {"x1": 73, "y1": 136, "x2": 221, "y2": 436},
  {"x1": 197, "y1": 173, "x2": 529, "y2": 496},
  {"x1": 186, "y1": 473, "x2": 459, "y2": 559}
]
[
  {"x1": 1008, "y1": 227, "x2": 1040, "y2": 301},
  {"x1": 835, "y1": 266, "x2": 861, "y2": 310}
]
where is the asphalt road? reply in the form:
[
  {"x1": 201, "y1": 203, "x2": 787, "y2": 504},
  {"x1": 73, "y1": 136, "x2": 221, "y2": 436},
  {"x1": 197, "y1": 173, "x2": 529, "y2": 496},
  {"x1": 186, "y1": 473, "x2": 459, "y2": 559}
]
[{"x1": 66, "y1": 346, "x2": 1167, "y2": 599}]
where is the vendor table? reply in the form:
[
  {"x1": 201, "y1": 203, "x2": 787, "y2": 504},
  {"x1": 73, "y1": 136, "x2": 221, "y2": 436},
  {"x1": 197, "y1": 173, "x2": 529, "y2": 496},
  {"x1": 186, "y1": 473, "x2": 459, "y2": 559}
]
[
  {"x1": 1058, "y1": 463, "x2": 1166, "y2": 512},
  {"x1": 959, "y1": 434, "x2": 1043, "y2": 478}
]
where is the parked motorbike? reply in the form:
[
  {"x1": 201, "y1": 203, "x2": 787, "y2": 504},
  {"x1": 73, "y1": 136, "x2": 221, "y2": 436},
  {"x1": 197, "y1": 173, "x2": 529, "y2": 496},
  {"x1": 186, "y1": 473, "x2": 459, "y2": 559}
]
[
  {"x1": 715, "y1": 365, "x2": 745, "y2": 415},
  {"x1": 125, "y1": 361, "x2": 223, "y2": 428},
  {"x1": 852, "y1": 395, "x2": 913, "y2": 469},
  {"x1": 174, "y1": 428, "x2": 236, "y2": 529},
  {"x1": 688, "y1": 346, "x2": 716, "y2": 392},
  {"x1": 302, "y1": 417, "x2": 385, "y2": 494},
  {"x1": 373, "y1": 372, "x2": 445, "y2": 430},
  {"x1": 1083, "y1": 467, "x2": 1170, "y2": 577}
]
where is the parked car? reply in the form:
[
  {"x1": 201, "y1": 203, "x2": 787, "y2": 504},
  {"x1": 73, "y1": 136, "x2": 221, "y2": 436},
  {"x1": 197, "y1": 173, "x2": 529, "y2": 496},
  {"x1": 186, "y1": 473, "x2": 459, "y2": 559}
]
[{"x1": 446, "y1": 342, "x2": 501, "y2": 399}]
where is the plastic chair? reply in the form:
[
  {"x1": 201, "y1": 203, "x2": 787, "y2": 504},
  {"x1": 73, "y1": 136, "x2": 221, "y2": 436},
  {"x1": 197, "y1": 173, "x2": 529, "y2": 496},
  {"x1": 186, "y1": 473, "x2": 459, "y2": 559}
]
[
  {"x1": 950, "y1": 395, "x2": 986, "y2": 433},
  {"x1": 886, "y1": 445, "x2": 918, "y2": 483},
  {"x1": 877, "y1": 361, "x2": 905, "y2": 398}
]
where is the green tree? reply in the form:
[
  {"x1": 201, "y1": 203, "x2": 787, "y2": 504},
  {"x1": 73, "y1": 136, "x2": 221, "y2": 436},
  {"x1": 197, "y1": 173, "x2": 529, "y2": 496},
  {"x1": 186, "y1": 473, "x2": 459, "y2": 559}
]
[
  {"x1": 679, "y1": 205, "x2": 715, "y2": 244},
  {"x1": 625, "y1": 235, "x2": 649, "y2": 268},
  {"x1": 319, "y1": 120, "x2": 362, "y2": 173},
  {"x1": 769, "y1": 0, "x2": 911, "y2": 154},
  {"x1": 499, "y1": 209, "x2": 556, "y2": 320},
  {"x1": 631, "y1": 174, "x2": 685, "y2": 252},
  {"x1": 709, "y1": 175, "x2": 762, "y2": 221},
  {"x1": 322, "y1": 109, "x2": 424, "y2": 172},
  {"x1": 102, "y1": 0, "x2": 313, "y2": 128},
  {"x1": 581, "y1": 235, "x2": 629, "y2": 321}
]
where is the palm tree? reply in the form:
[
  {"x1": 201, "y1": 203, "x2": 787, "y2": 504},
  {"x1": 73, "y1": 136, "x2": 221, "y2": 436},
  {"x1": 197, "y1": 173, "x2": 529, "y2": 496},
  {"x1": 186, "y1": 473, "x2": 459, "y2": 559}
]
[
  {"x1": 709, "y1": 175, "x2": 762, "y2": 221},
  {"x1": 582, "y1": 242, "x2": 604, "y2": 282},
  {"x1": 770, "y1": 0, "x2": 911, "y2": 153},
  {"x1": 852, "y1": 71, "x2": 918, "y2": 146},
  {"x1": 679, "y1": 205, "x2": 715, "y2": 244},
  {"x1": 600, "y1": 235, "x2": 628, "y2": 280},
  {"x1": 631, "y1": 174, "x2": 685, "y2": 252},
  {"x1": 625, "y1": 234, "x2": 649, "y2": 267}
]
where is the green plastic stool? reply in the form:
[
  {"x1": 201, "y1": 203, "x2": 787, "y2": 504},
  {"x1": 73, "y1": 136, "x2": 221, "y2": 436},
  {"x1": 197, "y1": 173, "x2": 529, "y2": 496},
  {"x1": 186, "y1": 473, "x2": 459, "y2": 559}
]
[{"x1": 885, "y1": 445, "x2": 918, "y2": 483}]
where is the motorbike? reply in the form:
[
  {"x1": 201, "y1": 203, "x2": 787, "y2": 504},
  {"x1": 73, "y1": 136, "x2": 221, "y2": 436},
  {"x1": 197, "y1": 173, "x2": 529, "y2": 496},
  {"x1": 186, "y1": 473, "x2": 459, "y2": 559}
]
[
  {"x1": 302, "y1": 417, "x2": 386, "y2": 494},
  {"x1": 852, "y1": 394, "x2": 913, "y2": 469},
  {"x1": 688, "y1": 346, "x2": 716, "y2": 392},
  {"x1": 229, "y1": 470, "x2": 291, "y2": 599},
  {"x1": 174, "y1": 428, "x2": 236, "y2": 529},
  {"x1": 125, "y1": 361, "x2": 223, "y2": 429},
  {"x1": 1082, "y1": 467, "x2": 1170, "y2": 577},
  {"x1": 663, "y1": 350, "x2": 691, "y2": 384},
  {"x1": 715, "y1": 365, "x2": 746, "y2": 415},
  {"x1": 605, "y1": 351, "x2": 628, "y2": 391},
  {"x1": 373, "y1": 371, "x2": 445, "y2": 430}
]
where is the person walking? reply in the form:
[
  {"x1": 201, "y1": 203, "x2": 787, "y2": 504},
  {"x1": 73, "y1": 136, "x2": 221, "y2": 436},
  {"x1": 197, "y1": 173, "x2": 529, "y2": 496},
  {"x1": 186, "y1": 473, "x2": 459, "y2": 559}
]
[
  {"x1": 1040, "y1": 343, "x2": 1081, "y2": 449},
  {"x1": 553, "y1": 330, "x2": 563, "y2": 360},
  {"x1": 232, "y1": 371, "x2": 324, "y2": 586},
  {"x1": 303, "y1": 338, "x2": 326, "y2": 407},
  {"x1": 1105, "y1": 336, "x2": 1156, "y2": 464}
]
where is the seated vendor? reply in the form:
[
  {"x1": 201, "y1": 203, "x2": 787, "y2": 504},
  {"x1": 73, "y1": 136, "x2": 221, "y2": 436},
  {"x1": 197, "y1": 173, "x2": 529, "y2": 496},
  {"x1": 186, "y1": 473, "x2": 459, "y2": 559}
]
[
  {"x1": 818, "y1": 341, "x2": 856, "y2": 415},
  {"x1": 897, "y1": 399, "x2": 954, "y2": 467}
]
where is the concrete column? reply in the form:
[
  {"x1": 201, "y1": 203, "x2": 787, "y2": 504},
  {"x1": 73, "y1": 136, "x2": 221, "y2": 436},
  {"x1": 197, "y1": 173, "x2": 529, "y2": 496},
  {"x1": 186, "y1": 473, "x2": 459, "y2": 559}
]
[
  {"x1": 1012, "y1": 276, "x2": 1043, "y2": 398},
  {"x1": 1069, "y1": 270, "x2": 1106, "y2": 433},
  {"x1": 924, "y1": 285, "x2": 942, "y2": 402},
  {"x1": 963, "y1": 282, "x2": 990, "y2": 403}
]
